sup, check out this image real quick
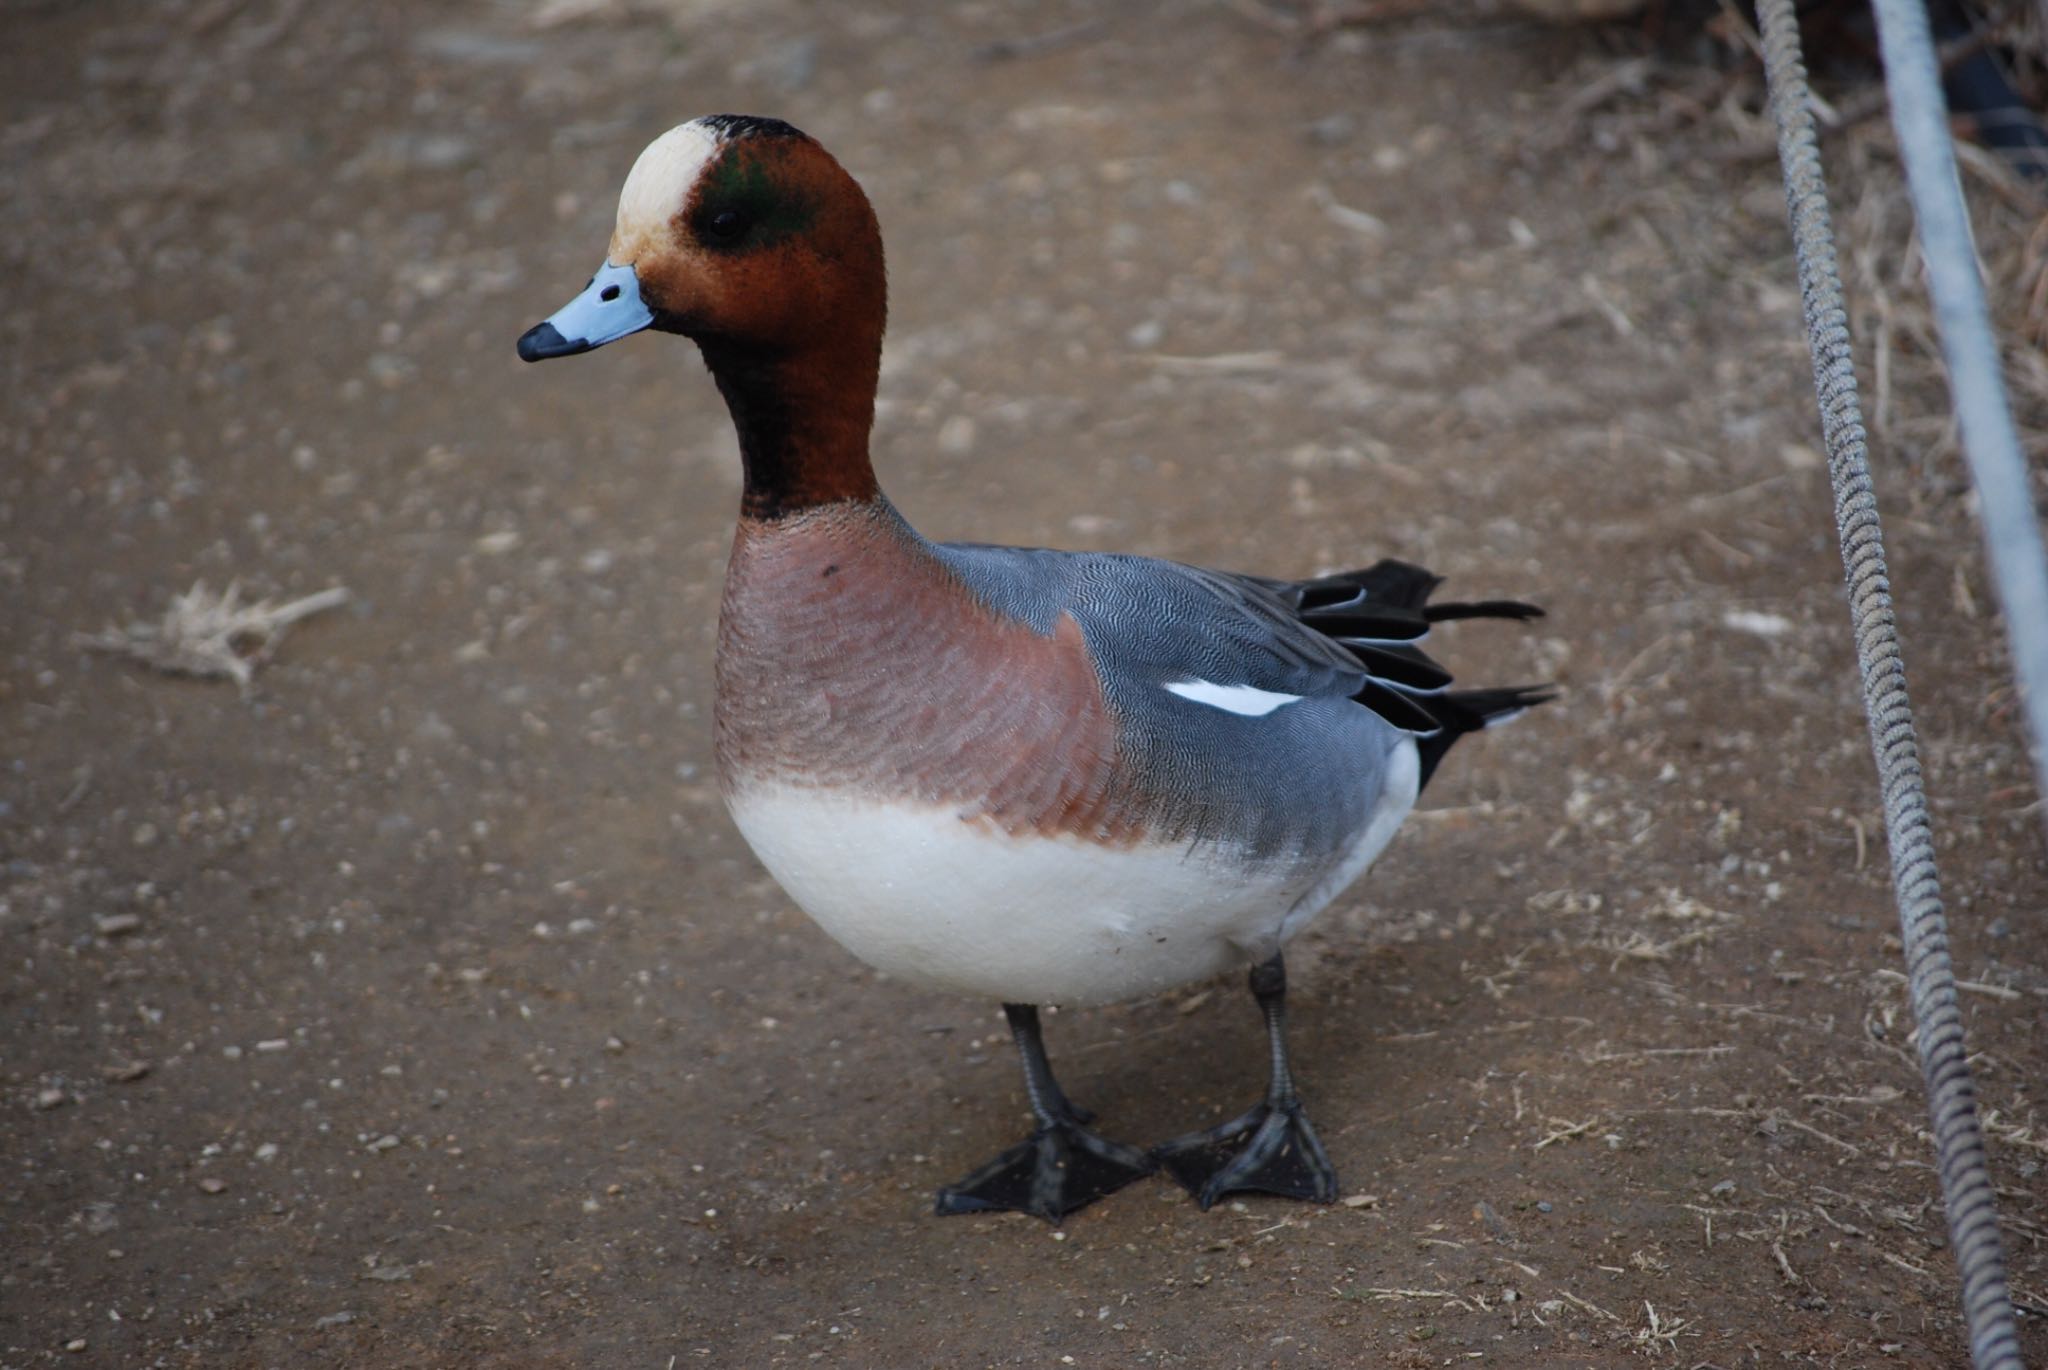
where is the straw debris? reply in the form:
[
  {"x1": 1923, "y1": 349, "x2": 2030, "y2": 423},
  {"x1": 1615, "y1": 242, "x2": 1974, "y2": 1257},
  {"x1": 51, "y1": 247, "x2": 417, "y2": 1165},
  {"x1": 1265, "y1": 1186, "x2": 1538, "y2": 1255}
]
[{"x1": 77, "y1": 581, "x2": 350, "y2": 693}]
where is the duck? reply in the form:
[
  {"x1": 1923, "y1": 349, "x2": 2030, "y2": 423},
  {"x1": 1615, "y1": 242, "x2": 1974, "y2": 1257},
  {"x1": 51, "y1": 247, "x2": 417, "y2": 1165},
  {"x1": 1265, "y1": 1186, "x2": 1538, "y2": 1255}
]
[{"x1": 517, "y1": 114, "x2": 1553, "y2": 1223}]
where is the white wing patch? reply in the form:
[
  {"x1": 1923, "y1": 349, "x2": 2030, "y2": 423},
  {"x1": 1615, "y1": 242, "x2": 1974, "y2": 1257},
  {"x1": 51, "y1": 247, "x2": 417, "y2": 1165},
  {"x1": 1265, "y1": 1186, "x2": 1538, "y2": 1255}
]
[{"x1": 1164, "y1": 679, "x2": 1303, "y2": 717}]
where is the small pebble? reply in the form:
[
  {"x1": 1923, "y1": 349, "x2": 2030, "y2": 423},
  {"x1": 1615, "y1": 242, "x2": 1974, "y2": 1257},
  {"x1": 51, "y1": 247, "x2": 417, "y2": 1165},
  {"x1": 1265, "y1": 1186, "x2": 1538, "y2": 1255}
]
[
  {"x1": 34, "y1": 1087, "x2": 68, "y2": 1111},
  {"x1": 95, "y1": 913, "x2": 143, "y2": 937},
  {"x1": 65, "y1": 1339, "x2": 87, "y2": 1353},
  {"x1": 196, "y1": 1177, "x2": 226, "y2": 1194},
  {"x1": 1536, "y1": 1200, "x2": 1553, "y2": 1213},
  {"x1": 936, "y1": 415, "x2": 976, "y2": 455},
  {"x1": 368, "y1": 1134, "x2": 400, "y2": 1152},
  {"x1": 1303, "y1": 113, "x2": 1357, "y2": 146}
]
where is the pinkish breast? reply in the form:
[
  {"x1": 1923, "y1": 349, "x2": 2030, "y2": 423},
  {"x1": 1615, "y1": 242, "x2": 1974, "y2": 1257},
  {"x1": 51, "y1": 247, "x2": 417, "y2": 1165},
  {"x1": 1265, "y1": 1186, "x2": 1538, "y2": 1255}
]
[{"x1": 713, "y1": 502, "x2": 1150, "y2": 845}]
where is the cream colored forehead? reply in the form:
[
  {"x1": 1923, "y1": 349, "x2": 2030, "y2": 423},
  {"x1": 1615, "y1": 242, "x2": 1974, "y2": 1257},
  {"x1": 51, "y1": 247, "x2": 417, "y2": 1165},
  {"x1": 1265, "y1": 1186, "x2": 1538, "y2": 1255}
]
[{"x1": 614, "y1": 121, "x2": 722, "y2": 243}]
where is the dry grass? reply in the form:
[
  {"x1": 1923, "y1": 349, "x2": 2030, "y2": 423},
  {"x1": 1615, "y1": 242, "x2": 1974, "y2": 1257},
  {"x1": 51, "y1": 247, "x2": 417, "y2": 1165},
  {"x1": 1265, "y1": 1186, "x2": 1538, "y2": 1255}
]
[
  {"x1": 76, "y1": 581, "x2": 350, "y2": 693},
  {"x1": 1499, "y1": 1, "x2": 2048, "y2": 479},
  {"x1": 1838, "y1": 131, "x2": 2048, "y2": 475}
]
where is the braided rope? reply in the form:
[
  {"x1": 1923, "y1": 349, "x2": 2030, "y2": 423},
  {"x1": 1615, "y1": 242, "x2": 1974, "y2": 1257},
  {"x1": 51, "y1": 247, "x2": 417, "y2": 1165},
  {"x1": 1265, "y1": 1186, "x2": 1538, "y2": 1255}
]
[{"x1": 1754, "y1": 4, "x2": 2023, "y2": 1365}]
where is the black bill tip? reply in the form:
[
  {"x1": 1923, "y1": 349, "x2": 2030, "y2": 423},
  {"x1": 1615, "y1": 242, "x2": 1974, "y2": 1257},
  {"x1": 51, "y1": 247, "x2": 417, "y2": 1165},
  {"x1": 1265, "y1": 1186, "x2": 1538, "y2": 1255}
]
[{"x1": 516, "y1": 321, "x2": 591, "y2": 363}]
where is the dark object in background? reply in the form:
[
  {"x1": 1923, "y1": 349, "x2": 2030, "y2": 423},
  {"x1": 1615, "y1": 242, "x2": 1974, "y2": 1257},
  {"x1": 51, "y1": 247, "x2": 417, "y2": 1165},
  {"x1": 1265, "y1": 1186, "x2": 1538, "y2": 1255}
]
[
  {"x1": 1788, "y1": 0, "x2": 2048, "y2": 183},
  {"x1": 1932, "y1": 0, "x2": 2048, "y2": 181}
]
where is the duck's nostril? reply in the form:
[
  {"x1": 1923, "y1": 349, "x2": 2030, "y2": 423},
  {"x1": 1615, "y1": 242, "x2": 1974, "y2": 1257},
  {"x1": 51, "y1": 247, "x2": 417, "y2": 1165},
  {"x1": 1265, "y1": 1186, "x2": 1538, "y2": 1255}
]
[{"x1": 600, "y1": 284, "x2": 621, "y2": 302}]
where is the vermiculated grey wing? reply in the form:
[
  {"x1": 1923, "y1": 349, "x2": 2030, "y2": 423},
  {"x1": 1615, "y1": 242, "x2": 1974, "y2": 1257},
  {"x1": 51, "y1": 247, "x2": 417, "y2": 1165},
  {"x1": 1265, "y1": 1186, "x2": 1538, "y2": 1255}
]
[
  {"x1": 934, "y1": 542, "x2": 1451, "y2": 732},
  {"x1": 929, "y1": 542, "x2": 1404, "y2": 860},
  {"x1": 928, "y1": 538, "x2": 1552, "y2": 860}
]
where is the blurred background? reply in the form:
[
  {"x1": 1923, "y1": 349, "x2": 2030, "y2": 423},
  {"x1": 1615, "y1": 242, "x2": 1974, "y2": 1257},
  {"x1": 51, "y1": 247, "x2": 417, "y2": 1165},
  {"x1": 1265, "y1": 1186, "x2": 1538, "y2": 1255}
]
[{"x1": 3, "y1": 0, "x2": 2045, "y2": 1363}]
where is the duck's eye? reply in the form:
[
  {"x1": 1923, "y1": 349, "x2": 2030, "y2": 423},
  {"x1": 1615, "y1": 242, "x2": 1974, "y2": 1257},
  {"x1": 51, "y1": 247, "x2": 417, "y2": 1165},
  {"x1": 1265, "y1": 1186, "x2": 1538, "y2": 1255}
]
[
  {"x1": 599, "y1": 284, "x2": 621, "y2": 302},
  {"x1": 706, "y1": 209, "x2": 748, "y2": 243}
]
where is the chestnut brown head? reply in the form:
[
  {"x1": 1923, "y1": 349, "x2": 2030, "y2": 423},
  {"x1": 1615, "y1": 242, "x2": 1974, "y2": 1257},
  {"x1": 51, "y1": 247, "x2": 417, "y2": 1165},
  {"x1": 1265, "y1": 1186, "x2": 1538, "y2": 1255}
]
[{"x1": 517, "y1": 115, "x2": 885, "y2": 363}]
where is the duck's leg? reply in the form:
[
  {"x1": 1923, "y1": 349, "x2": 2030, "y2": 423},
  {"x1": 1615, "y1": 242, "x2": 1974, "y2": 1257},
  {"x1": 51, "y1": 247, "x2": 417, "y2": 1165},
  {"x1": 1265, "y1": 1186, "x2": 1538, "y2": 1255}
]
[
  {"x1": 1153, "y1": 953, "x2": 1339, "y2": 1209},
  {"x1": 934, "y1": 1003, "x2": 1156, "y2": 1222}
]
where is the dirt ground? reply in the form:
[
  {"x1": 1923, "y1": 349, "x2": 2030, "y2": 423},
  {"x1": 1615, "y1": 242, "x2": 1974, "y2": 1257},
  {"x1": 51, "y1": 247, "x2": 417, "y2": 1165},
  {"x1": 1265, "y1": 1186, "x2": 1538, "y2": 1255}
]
[{"x1": 4, "y1": 0, "x2": 2047, "y2": 1365}]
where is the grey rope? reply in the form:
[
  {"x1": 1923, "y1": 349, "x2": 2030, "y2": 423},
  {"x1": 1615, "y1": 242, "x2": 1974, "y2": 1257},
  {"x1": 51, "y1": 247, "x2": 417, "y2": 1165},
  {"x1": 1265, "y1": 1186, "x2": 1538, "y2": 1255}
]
[
  {"x1": 1756, "y1": 3, "x2": 2023, "y2": 1366},
  {"x1": 1871, "y1": 0, "x2": 2048, "y2": 844}
]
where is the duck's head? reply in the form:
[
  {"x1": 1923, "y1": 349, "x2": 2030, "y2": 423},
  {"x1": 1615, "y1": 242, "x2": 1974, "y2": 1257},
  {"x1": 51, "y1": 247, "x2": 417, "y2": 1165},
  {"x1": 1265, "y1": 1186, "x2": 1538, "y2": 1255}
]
[{"x1": 517, "y1": 114, "x2": 885, "y2": 365}]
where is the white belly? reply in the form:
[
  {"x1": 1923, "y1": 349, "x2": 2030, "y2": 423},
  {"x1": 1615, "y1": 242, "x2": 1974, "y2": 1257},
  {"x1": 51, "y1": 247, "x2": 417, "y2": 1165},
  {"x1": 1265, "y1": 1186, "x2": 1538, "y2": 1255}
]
[{"x1": 724, "y1": 784, "x2": 1310, "y2": 1005}]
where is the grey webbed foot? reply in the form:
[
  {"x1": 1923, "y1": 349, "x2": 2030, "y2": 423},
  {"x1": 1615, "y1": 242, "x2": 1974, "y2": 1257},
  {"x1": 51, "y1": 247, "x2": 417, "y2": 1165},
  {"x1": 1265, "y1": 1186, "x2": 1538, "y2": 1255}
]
[
  {"x1": 1157, "y1": 952, "x2": 1340, "y2": 1209},
  {"x1": 932, "y1": 1003, "x2": 1153, "y2": 1222},
  {"x1": 935, "y1": 1119, "x2": 1155, "y2": 1221},
  {"x1": 1154, "y1": 1098, "x2": 1337, "y2": 1209}
]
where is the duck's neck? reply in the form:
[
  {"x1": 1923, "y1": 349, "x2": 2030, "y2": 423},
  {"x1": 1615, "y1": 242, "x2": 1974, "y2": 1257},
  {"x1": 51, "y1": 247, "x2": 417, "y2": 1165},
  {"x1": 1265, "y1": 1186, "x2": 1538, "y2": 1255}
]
[{"x1": 698, "y1": 337, "x2": 881, "y2": 520}]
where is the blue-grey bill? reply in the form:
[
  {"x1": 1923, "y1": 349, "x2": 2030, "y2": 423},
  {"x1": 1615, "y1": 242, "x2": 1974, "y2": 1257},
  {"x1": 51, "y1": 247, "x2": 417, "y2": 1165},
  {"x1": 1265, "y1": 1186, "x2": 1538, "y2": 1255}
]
[{"x1": 517, "y1": 261, "x2": 655, "y2": 362}]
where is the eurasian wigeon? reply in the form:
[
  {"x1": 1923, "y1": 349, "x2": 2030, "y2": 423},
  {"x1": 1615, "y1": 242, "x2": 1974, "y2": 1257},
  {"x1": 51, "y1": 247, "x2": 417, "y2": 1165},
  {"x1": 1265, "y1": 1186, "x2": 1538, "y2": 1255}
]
[{"x1": 518, "y1": 114, "x2": 1552, "y2": 1222}]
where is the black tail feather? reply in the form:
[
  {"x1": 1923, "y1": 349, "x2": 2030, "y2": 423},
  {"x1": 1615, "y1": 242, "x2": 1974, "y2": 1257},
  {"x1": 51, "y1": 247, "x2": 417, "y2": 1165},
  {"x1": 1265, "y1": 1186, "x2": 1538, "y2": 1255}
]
[
  {"x1": 1345, "y1": 641, "x2": 1453, "y2": 694},
  {"x1": 1415, "y1": 685, "x2": 1559, "y2": 788},
  {"x1": 1297, "y1": 559, "x2": 1544, "y2": 630},
  {"x1": 1337, "y1": 559, "x2": 1443, "y2": 608},
  {"x1": 1425, "y1": 599, "x2": 1545, "y2": 624},
  {"x1": 1351, "y1": 679, "x2": 1445, "y2": 734},
  {"x1": 1280, "y1": 559, "x2": 1553, "y2": 776}
]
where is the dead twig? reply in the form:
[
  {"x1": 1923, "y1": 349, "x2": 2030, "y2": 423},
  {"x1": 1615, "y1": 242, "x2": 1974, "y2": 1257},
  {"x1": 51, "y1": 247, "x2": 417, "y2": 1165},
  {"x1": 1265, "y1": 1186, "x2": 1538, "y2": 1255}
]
[
  {"x1": 1872, "y1": 967, "x2": 2022, "y2": 1002},
  {"x1": 1771, "y1": 1239, "x2": 1802, "y2": 1285},
  {"x1": 1635, "y1": 1106, "x2": 1863, "y2": 1156},
  {"x1": 1552, "y1": 1288, "x2": 1619, "y2": 1322},
  {"x1": 77, "y1": 581, "x2": 351, "y2": 693},
  {"x1": 1585, "y1": 1044, "x2": 1736, "y2": 1064},
  {"x1": 1337, "y1": 1285, "x2": 1478, "y2": 1313},
  {"x1": 1141, "y1": 350, "x2": 1290, "y2": 375},
  {"x1": 1632, "y1": 1301, "x2": 1694, "y2": 1355},
  {"x1": 1533, "y1": 1115, "x2": 1600, "y2": 1150}
]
